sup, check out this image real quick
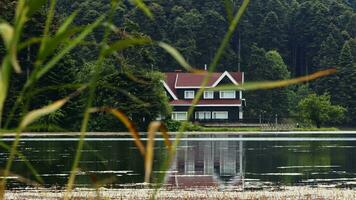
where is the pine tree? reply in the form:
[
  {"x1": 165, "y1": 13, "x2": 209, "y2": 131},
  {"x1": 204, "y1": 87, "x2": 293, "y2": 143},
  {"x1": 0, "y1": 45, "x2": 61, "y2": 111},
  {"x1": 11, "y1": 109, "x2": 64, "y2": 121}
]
[
  {"x1": 266, "y1": 0, "x2": 287, "y2": 23},
  {"x1": 259, "y1": 11, "x2": 284, "y2": 52},
  {"x1": 245, "y1": 45, "x2": 270, "y2": 118},
  {"x1": 335, "y1": 41, "x2": 355, "y2": 123},
  {"x1": 245, "y1": 47, "x2": 293, "y2": 119},
  {"x1": 265, "y1": 50, "x2": 293, "y2": 118},
  {"x1": 349, "y1": 38, "x2": 356, "y2": 61},
  {"x1": 312, "y1": 34, "x2": 339, "y2": 94}
]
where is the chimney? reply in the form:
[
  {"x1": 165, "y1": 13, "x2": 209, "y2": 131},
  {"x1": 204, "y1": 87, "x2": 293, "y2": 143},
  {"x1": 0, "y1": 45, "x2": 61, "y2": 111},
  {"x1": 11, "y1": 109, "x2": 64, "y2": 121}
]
[{"x1": 204, "y1": 64, "x2": 207, "y2": 71}]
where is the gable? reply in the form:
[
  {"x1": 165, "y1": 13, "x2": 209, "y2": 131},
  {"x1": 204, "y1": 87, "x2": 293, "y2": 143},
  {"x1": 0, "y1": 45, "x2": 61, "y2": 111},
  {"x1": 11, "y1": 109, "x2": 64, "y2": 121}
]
[
  {"x1": 211, "y1": 71, "x2": 239, "y2": 87},
  {"x1": 215, "y1": 75, "x2": 236, "y2": 86}
]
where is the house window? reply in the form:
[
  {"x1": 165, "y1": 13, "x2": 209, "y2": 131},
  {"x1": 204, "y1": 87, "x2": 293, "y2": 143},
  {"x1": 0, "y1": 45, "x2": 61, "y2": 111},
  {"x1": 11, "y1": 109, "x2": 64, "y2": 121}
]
[
  {"x1": 195, "y1": 111, "x2": 211, "y2": 120},
  {"x1": 171, "y1": 112, "x2": 188, "y2": 121},
  {"x1": 212, "y1": 111, "x2": 228, "y2": 119},
  {"x1": 219, "y1": 90, "x2": 235, "y2": 99},
  {"x1": 203, "y1": 91, "x2": 214, "y2": 99},
  {"x1": 184, "y1": 90, "x2": 195, "y2": 99}
]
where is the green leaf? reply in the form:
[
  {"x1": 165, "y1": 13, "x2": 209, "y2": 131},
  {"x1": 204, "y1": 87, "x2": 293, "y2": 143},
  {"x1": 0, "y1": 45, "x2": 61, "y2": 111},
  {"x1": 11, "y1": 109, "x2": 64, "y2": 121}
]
[
  {"x1": 26, "y1": 0, "x2": 47, "y2": 17},
  {"x1": 0, "y1": 23, "x2": 21, "y2": 73},
  {"x1": 38, "y1": 27, "x2": 82, "y2": 61},
  {"x1": 223, "y1": 0, "x2": 234, "y2": 23},
  {"x1": 210, "y1": 68, "x2": 336, "y2": 91},
  {"x1": 18, "y1": 37, "x2": 42, "y2": 50},
  {"x1": 34, "y1": 16, "x2": 105, "y2": 81},
  {"x1": 57, "y1": 11, "x2": 78, "y2": 36},
  {"x1": 103, "y1": 37, "x2": 152, "y2": 56},
  {"x1": 210, "y1": 0, "x2": 250, "y2": 70},
  {"x1": 19, "y1": 98, "x2": 68, "y2": 130},
  {"x1": 129, "y1": 0, "x2": 153, "y2": 19},
  {"x1": 0, "y1": 23, "x2": 14, "y2": 49},
  {"x1": 108, "y1": 108, "x2": 145, "y2": 156},
  {"x1": 158, "y1": 42, "x2": 202, "y2": 73}
]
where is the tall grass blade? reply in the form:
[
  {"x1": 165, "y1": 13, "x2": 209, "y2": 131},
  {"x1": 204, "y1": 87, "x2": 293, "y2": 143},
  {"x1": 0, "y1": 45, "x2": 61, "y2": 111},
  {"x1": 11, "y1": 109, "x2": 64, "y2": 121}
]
[
  {"x1": 0, "y1": 23, "x2": 16, "y2": 127},
  {"x1": 108, "y1": 108, "x2": 145, "y2": 156},
  {"x1": 19, "y1": 98, "x2": 68, "y2": 131},
  {"x1": 210, "y1": 0, "x2": 250, "y2": 70},
  {"x1": 145, "y1": 121, "x2": 172, "y2": 183},
  {"x1": 129, "y1": 0, "x2": 153, "y2": 19},
  {"x1": 145, "y1": 122, "x2": 156, "y2": 183},
  {"x1": 0, "y1": 23, "x2": 13, "y2": 48},
  {"x1": 38, "y1": 0, "x2": 56, "y2": 59},
  {"x1": 0, "y1": 23, "x2": 21, "y2": 73},
  {"x1": 223, "y1": 0, "x2": 234, "y2": 23},
  {"x1": 26, "y1": 0, "x2": 47, "y2": 17},
  {"x1": 158, "y1": 42, "x2": 204, "y2": 73},
  {"x1": 37, "y1": 11, "x2": 80, "y2": 62},
  {"x1": 0, "y1": 57, "x2": 13, "y2": 128},
  {"x1": 18, "y1": 37, "x2": 42, "y2": 50},
  {"x1": 212, "y1": 68, "x2": 337, "y2": 91},
  {"x1": 37, "y1": 27, "x2": 82, "y2": 62},
  {"x1": 57, "y1": 11, "x2": 78, "y2": 35},
  {"x1": 34, "y1": 16, "x2": 105, "y2": 82},
  {"x1": 103, "y1": 37, "x2": 152, "y2": 57}
]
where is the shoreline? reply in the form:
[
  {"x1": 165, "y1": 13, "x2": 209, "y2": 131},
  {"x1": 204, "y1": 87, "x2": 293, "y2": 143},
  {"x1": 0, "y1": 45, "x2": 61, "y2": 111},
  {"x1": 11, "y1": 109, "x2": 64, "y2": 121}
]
[
  {"x1": 1, "y1": 131, "x2": 356, "y2": 137},
  {"x1": 5, "y1": 187, "x2": 356, "y2": 200}
]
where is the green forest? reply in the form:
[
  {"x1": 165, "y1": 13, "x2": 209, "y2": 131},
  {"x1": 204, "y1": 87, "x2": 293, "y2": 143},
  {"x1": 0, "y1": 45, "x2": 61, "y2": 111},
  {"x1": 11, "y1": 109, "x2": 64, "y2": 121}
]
[{"x1": 1, "y1": 0, "x2": 356, "y2": 131}]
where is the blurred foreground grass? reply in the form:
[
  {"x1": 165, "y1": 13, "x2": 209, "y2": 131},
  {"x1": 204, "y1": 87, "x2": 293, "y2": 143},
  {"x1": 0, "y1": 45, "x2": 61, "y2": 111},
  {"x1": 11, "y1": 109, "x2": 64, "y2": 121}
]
[{"x1": 0, "y1": 0, "x2": 336, "y2": 199}]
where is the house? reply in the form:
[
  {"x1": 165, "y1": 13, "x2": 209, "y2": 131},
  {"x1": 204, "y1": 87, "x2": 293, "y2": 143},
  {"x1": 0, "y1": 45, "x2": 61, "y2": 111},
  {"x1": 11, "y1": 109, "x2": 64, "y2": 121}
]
[
  {"x1": 166, "y1": 138, "x2": 244, "y2": 188},
  {"x1": 161, "y1": 71, "x2": 245, "y2": 123}
]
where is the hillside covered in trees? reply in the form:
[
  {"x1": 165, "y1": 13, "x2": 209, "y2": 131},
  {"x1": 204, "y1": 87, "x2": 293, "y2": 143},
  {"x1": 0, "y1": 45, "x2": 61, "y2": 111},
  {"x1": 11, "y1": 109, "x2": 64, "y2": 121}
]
[{"x1": 1, "y1": 0, "x2": 356, "y2": 130}]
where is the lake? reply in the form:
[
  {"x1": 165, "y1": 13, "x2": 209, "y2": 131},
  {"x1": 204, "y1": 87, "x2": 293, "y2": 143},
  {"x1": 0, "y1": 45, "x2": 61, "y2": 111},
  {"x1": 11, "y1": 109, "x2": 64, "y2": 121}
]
[{"x1": 1, "y1": 132, "x2": 356, "y2": 190}]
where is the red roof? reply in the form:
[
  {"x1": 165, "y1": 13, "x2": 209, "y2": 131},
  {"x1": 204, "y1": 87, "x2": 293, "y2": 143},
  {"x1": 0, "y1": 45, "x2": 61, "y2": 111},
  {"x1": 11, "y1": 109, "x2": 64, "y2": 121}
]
[
  {"x1": 163, "y1": 71, "x2": 243, "y2": 98},
  {"x1": 170, "y1": 72, "x2": 242, "y2": 87},
  {"x1": 175, "y1": 73, "x2": 221, "y2": 87},
  {"x1": 170, "y1": 99, "x2": 241, "y2": 106},
  {"x1": 164, "y1": 71, "x2": 244, "y2": 101}
]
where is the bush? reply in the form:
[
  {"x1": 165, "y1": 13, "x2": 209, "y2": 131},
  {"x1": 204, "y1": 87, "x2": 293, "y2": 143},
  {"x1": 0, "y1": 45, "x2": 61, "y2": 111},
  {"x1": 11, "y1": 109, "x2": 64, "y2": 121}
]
[
  {"x1": 164, "y1": 120, "x2": 182, "y2": 132},
  {"x1": 298, "y1": 93, "x2": 346, "y2": 128}
]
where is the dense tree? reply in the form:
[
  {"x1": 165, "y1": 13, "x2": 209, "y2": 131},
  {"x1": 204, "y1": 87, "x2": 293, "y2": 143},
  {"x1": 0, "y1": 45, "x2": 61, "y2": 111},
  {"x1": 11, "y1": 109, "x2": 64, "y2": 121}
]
[
  {"x1": 334, "y1": 41, "x2": 356, "y2": 124},
  {"x1": 2, "y1": 0, "x2": 356, "y2": 129},
  {"x1": 259, "y1": 12, "x2": 285, "y2": 52},
  {"x1": 293, "y1": 1, "x2": 330, "y2": 75},
  {"x1": 245, "y1": 48, "x2": 293, "y2": 120},
  {"x1": 264, "y1": 50, "x2": 293, "y2": 118},
  {"x1": 74, "y1": 61, "x2": 171, "y2": 131},
  {"x1": 312, "y1": 34, "x2": 339, "y2": 95},
  {"x1": 298, "y1": 93, "x2": 346, "y2": 128}
]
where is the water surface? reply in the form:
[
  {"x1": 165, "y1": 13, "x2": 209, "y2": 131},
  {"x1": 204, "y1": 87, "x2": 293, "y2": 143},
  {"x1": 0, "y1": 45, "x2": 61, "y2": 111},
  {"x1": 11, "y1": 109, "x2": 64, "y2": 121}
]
[{"x1": 1, "y1": 133, "x2": 356, "y2": 189}]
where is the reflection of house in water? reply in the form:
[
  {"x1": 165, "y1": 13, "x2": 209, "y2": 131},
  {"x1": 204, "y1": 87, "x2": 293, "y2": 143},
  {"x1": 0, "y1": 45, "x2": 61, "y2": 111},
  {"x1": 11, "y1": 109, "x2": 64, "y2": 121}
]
[{"x1": 166, "y1": 136, "x2": 245, "y2": 188}]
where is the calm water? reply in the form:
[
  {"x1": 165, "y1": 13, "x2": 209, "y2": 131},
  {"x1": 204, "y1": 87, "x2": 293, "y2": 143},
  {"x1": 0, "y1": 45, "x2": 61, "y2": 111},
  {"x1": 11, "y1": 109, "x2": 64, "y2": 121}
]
[{"x1": 1, "y1": 133, "x2": 356, "y2": 189}]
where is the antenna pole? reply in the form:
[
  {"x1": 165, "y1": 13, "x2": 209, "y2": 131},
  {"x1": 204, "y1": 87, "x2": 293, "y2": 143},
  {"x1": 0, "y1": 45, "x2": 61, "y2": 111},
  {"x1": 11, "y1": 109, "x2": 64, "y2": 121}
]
[{"x1": 238, "y1": 32, "x2": 241, "y2": 72}]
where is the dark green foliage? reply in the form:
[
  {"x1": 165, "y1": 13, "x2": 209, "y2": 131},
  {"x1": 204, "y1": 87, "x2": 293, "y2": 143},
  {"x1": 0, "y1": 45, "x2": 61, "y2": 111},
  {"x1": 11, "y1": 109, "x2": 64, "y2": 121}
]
[
  {"x1": 349, "y1": 38, "x2": 356, "y2": 61},
  {"x1": 2, "y1": 0, "x2": 356, "y2": 129},
  {"x1": 259, "y1": 12, "x2": 285, "y2": 52},
  {"x1": 74, "y1": 61, "x2": 171, "y2": 131},
  {"x1": 312, "y1": 34, "x2": 339, "y2": 95},
  {"x1": 245, "y1": 47, "x2": 293, "y2": 119},
  {"x1": 298, "y1": 93, "x2": 346, "y2": 128},
  {"x1": 334, "y1": 41, "x2": 356, "y2": 124}
]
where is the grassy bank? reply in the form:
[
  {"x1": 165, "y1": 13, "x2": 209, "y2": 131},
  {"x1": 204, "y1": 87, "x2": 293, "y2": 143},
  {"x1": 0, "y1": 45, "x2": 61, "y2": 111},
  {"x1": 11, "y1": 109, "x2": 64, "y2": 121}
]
[{"x1": 166, "y1": 121, "x2": 341, "y2": 132}]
